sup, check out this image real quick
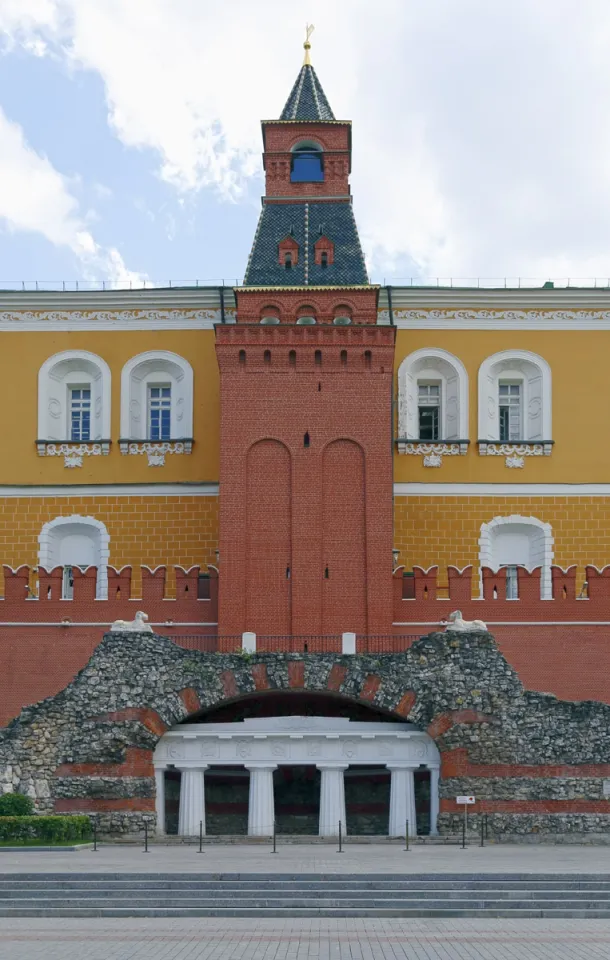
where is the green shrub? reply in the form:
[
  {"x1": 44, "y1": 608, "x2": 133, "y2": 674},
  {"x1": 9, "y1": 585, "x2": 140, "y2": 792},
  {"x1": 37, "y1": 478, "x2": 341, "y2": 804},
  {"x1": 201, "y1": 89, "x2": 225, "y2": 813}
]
[
  {"x1": 0, "y1": 816, "x2": 92, "y2": 844},
  {"x1": 0, "y1": 793, "x2": 34, "y2": 816}
]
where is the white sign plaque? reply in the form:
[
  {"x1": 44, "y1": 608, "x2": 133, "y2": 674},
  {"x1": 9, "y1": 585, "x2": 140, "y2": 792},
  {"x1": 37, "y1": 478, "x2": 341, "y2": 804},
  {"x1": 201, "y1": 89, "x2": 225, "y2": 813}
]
[{"x1": 457, "y1": 795, "x2": 475, "y2": 805}]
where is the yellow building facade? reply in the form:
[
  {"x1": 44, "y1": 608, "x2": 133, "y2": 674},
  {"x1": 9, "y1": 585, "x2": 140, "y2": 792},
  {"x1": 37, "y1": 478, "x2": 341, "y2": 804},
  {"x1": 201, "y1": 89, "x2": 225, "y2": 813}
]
[{"x1": 1, "y1": 283, "x2": 609, "y2": 601}]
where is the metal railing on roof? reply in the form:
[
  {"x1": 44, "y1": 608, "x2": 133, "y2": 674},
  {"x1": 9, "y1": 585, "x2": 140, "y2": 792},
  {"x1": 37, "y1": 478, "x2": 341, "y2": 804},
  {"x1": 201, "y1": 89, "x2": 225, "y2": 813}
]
[
  {"x1": 1, "y1": 277, "x2": 610, "y2": 293},
  {"x1": 0, "y1": 279, "x2": 242, "y2": 292},
  {"x1": 381, "y1": 277, "x2": 610, "y2": 289}
]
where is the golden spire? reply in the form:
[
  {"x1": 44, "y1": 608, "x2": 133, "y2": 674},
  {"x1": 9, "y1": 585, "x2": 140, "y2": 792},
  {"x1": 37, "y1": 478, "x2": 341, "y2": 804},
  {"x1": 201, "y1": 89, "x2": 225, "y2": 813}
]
[{"x1": 303, "y1": 23, "x2": 314, "y2": 65}]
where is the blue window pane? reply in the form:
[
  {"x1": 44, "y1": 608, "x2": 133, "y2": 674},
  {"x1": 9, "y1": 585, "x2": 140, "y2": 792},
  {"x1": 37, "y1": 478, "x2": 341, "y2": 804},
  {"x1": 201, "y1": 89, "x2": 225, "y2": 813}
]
[
  {"x1": 70, "y1": 386, "x2": 92, "y2": 442},
  {"x1": 291, "y1": 153, "x2": 324, "y2": 183},
  {"x1": 148, "y1": 384, "x2": 171, "y2": 440}
]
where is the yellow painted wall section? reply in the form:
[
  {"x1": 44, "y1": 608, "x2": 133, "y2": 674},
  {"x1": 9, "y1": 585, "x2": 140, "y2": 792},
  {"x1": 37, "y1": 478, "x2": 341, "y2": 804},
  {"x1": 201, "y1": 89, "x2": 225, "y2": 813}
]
[
  {"x1": 393, "y1": 329, "x2": 610, "y2": 482},
  {"x1": 0, "y1": 496, "x2": 219, "y2": 593},
  {"x1": 394, "y1": 495, "x2": 610, "y2": 588},
  {"x1": 0, "y1": 330, "x2": 219, "y2": 484}
]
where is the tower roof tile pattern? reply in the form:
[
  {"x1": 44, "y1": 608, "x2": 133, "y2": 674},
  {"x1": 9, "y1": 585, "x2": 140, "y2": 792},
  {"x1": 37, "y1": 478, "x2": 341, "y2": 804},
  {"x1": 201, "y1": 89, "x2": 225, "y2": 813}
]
[
  {"x1": 279, "y1": 64, "x2": 336, "y2": 122},
  {"x1": 243, "y1": 201, "x2": 368, "y2": 287}
]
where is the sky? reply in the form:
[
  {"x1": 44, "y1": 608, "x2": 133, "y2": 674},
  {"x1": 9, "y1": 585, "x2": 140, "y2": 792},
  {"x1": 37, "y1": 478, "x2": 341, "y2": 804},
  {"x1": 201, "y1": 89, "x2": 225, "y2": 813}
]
[{"x1": 1, "y1": 0, "x2": 610, "y2": 288}]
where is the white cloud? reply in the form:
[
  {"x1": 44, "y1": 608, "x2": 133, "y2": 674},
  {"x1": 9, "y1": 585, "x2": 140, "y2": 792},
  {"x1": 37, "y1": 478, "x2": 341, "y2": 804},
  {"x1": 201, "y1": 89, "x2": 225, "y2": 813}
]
[
  {"x1": 4, "y1": 0, "x2": 610, "y2": 280},
  {"x1": 0, "y1": 103, "x2": 144, "y2": 284}
]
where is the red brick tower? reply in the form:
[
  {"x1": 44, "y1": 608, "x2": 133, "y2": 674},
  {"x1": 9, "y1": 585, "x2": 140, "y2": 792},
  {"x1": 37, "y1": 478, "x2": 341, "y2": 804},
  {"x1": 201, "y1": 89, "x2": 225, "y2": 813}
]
[{"x1": 216, "y1": 37, "x2": 395, "y2": 641}]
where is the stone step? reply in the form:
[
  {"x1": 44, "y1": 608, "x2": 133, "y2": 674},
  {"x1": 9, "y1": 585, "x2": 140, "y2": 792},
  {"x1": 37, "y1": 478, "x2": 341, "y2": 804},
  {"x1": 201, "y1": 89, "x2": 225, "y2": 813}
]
[
  {"x1": 2, "y1": 887, "x2": 610, "y2": 900},
  {"x1": 0, "y1": 906, "x2": 609, "y2": 919},
  {"x1": 4, "y1": 881, "x2": 610, "y2": 892},
  {"x1": 3, "y1": 872, "x2": 609, "y2": 882},
  {"x1": 3, "y1": 895, "x2": 610, "y2": 908},
  {"x1": 1, "y1": 873, "x2": 608, "y2": 918}
]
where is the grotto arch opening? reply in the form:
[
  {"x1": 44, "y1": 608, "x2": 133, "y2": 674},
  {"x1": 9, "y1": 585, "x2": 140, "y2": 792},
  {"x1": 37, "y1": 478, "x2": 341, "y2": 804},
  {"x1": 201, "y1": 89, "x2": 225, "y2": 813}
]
[{"x1": 153, "y1": 690, "x2": 440, "y2": 839}]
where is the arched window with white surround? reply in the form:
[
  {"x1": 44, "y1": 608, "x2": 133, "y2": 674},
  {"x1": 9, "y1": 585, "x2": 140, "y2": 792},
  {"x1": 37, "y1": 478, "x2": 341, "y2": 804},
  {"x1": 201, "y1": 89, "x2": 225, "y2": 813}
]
[
  {"x1": 478, "y1": 350, "x2": 552, "y2": 444},
  {"x1": 38, "y1": 351, "x2": 111, "y2": 444},
  {"x1": 479, "y1": 515, "x2": 553, "y2": 599},
  {"x1": 397, "y1": 348, "x2": 469, "y2": 449},
  {"x1": 120, "y1": 351, "x2": 193, "y2": 443},
  {"x1": 38, "y1": 515, "x2": 110, "y2": 599}
]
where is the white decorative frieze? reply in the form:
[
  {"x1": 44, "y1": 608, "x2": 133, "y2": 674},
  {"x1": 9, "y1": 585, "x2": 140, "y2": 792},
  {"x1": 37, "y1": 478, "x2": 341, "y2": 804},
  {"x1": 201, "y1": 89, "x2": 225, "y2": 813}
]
[
  {"x1": 397, "y1": 441, "x2": 469, "y2": 466},
  {"x1": 153, "y1": 717, "x2": 441, "y2": 769},
  {"x1": 1, "y1": 309, "x2": 219, "y2": 331},
  {"x1": 389, "y1": 308, "x2": 610, "y2": 331},
  {"x1": 36, "y1": 441, "x2": 110, "y2": 468},
  {"x1": 119, "y1": 440, "x2": 193, "y2": 467},
  {"x1": 478, "y1": 441, "x2": 553, "y2": 468}
]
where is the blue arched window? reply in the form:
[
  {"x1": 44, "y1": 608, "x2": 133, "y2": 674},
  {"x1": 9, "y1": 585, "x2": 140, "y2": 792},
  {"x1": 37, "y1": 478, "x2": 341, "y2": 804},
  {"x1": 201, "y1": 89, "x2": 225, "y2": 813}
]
[{"x1": 291, "y1": 142, "x2": 324, "y2": 183}]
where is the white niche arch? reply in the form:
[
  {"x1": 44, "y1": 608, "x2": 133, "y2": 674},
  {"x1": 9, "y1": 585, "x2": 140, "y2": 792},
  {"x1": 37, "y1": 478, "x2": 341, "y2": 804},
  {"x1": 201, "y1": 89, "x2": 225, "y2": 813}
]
[
  {"x1": 120, "y1": 351, "x2": 193, "y2": 440},
  {"x1": 38, "y1": 350, "x2": 111, "y2": 441},
  {"x1": 478, "y1": 349, "x2": 551, "y2": 441},
  {"x1": 479, "y1": 514, "x2": 553, "y2": 599},
  {"x1": 38, "y1": 515, "x2": 110, "y2": 599},
  {"x1": 397, "y1": 348, "x2": 469, "y2": 441}
]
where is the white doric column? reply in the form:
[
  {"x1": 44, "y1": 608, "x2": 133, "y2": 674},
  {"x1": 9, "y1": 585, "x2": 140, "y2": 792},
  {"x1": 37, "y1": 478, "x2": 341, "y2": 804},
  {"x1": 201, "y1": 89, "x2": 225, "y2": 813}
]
[
  {"x1": 246, "y1": 765, "x2": 277, "y2": 836},
  {"x1": 429, "y1": 766, "x2": 440, "y2": 836},
  {"x1": 154, "y1": 766, "x2": 166, "y2": 836},
  {"x1": 318, "y1": 764, "x2": 348, "y2": 836},
  {"x1": 177, "y1": 766, "x2": 208, "y2": 837},
  {"x1": 388, "y1": 765, "x2": 417, "y2": 837}
]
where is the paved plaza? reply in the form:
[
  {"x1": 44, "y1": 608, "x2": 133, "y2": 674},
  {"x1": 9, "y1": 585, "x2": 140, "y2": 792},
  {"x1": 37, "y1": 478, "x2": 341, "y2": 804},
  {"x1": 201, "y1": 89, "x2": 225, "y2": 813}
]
[
  {"x1": 0, "y1": 917, "x2": 609, "y2": 960},
  {"x1": 0, "y1": 841, "x2": 608, "y2": 874},
  {"x1": 1, "y1": 844, "x2": 609, "y2": 957}
]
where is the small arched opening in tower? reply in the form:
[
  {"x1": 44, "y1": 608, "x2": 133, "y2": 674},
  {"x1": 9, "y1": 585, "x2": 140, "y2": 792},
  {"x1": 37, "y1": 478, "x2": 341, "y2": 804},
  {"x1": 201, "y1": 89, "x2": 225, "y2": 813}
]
[{"x1": 291, "y1": 141, "x2": 324, "y2": 183}]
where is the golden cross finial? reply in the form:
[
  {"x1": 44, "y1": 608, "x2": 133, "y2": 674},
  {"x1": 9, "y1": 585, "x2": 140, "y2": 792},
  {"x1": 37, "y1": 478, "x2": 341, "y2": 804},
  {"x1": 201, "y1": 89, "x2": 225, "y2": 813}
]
[{"x1": 303, "y1": 23, "x2": 314, "y2": 65}]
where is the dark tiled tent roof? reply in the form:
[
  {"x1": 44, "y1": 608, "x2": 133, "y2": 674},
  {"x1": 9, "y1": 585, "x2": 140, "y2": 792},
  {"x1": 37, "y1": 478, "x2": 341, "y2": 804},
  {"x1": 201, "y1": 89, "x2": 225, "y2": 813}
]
[
  {"x1": 280, "y1": 65, "x2": 335, "y2": 122},
  {"x1": 243, "y1": 201, "x2": 368, "y2": 287}
]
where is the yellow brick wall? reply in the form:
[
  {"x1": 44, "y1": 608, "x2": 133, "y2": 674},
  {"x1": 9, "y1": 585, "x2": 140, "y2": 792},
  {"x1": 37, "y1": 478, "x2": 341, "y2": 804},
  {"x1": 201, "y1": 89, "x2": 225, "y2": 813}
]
[
  {"x1": 394, "y1": 496, "x2": 610, "y2": 587},
  {"x1": 0, "y1": 496, "x2": 219, "y2": 594}
]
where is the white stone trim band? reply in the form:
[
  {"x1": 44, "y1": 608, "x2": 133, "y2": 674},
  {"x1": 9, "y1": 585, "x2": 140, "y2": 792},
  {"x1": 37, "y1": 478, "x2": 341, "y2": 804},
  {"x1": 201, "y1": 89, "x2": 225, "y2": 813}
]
[
  {"x1": 393, "y1": 483, "x2": 610, "y2": 495},
  {"x1": 0, "y1": 484, "x2": 219, "y2": 497}
]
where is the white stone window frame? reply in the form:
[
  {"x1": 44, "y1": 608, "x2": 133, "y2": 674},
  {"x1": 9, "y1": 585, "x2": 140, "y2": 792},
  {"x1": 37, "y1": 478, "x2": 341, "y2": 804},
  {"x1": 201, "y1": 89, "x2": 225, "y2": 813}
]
[
  {"x1": 120, "y1": 351, "x2": 193, "y2": 442},
  {"x1": 397, "y1": 349, "x2": 469, "y2": 462},
  {"x1": 479, "y1": 514, "x2": 554, "y2": 600},
  {"x1": 38, "y1": 515, "x2": 110, "y2": 599},
  {"x1": 398, "y1": 348, "x2": 469, "y2": 442},
  {"x1": 478, "y1": 350, "x2": 552, "y2": 443},
  {"x1": 37, "y1": 350, "x2": 111, "y2": 443}
]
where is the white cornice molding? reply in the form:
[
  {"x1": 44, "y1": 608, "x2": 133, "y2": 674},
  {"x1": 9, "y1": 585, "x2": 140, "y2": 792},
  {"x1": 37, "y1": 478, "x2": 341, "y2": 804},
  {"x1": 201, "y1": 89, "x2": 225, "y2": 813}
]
[
  {"x1": 383, "y1": 307, "x2": 610, "y2": 330},
  {"x1": 0, "y1": 483, "x2": 219, "y2": 497},
  {"x1": 0, "y1": 286, "x2": 239, "y2": 329},
  {"x1": 0, "y1": 308, "x2": 233, "y2": 331},
  {"x1": 394, "y1": 482, "x2": 610, "y2": 496}
]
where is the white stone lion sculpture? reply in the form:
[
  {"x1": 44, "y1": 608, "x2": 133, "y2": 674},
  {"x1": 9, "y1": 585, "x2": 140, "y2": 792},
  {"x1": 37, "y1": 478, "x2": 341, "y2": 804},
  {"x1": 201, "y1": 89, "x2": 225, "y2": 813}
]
[
  {"x1": 442, "y1": 610, "x2": 488, "y2": 633},
  {"x1": 110, "y1": 610, "x2": 153, "y2": 633}
]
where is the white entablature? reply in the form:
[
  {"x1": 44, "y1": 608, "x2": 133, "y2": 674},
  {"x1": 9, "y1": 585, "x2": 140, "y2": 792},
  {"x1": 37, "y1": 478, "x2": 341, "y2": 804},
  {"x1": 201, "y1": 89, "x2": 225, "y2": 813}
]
[{"x1": 153, "y1": 716, "x2": 440, "y2": 768}]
